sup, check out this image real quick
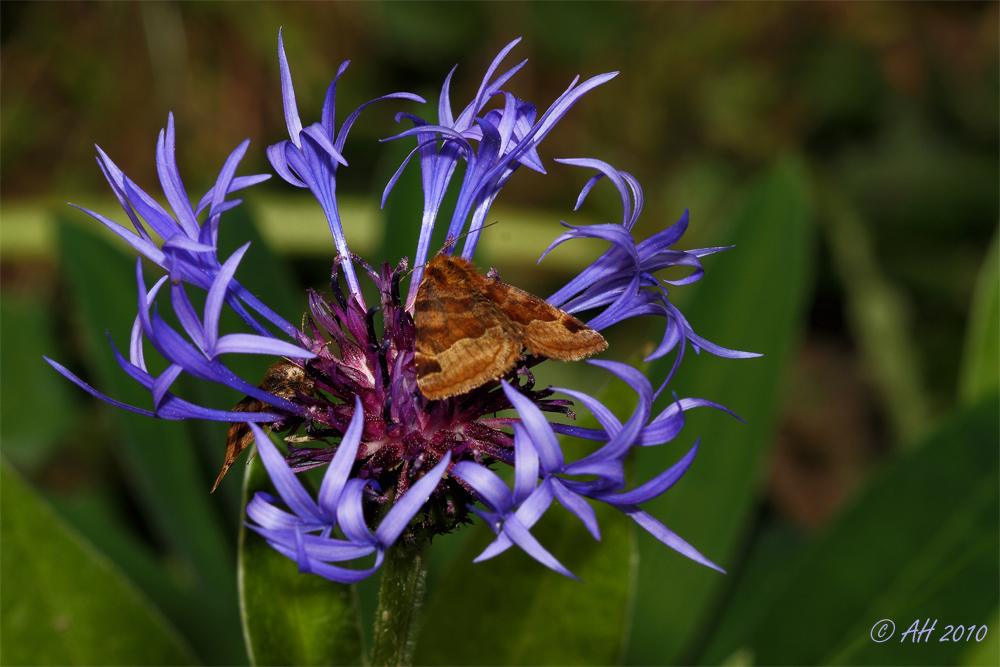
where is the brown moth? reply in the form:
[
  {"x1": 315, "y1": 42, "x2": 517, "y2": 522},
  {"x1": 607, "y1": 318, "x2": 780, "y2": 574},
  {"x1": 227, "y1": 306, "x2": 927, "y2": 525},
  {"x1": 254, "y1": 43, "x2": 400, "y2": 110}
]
[
  {"x1": 212, "y1": 359, "x2": 314, "y2": 492},
  {"x1": 414, "y1": 254, "x2": 607, "y2": 400}
]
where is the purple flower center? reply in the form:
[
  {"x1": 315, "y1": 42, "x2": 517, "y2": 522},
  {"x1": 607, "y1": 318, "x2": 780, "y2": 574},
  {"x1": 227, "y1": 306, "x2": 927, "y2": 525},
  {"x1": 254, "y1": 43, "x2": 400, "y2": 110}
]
[{"x1": 274, "y1": 256, "x2": 574, "y2": 538}]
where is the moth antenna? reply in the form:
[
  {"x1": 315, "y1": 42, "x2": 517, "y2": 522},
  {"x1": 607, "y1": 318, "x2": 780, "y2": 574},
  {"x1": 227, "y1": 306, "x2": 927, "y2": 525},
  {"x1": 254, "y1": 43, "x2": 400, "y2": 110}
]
[
  {"x1": 403, "y1": 221, "x2": 505, "y2": 282},
  {"x1": 401, "y1": 261, "x2": 428, "y2": 281},
  {"x1": 442, "y1": 220, "x2": 501, "y2": 254}
]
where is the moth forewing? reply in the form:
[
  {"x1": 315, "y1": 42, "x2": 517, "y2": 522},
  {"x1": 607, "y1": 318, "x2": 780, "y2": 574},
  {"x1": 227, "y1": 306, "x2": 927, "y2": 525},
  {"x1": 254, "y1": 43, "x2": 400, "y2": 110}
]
[{"x1": 413, "y1": 254, "x2": 607, "y2": 401}]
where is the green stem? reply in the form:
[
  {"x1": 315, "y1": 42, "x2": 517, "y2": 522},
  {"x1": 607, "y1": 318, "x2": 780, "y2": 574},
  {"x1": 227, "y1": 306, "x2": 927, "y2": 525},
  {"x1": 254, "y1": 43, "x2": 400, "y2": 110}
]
[{"x1": 369, "y1": 539, "x2": 427, "y2": 666}]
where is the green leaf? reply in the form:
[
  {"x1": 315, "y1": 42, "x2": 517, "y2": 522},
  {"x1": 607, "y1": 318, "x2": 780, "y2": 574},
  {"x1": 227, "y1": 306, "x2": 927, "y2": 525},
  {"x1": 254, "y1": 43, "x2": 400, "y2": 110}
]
[
  {"x1": 414, "y1": 373, "x2": 639, "y2": 666},
  {"x1": 626, "y1": 157, "x2": 816, "y2": 665},
  {"x1": 716, "y1": 397, "x2": 999, "y2": 666},
  {"x1": 55, "y1": 218, "x2": 246, "y2": 664},
  {"x1": 377, "y1": 140, "x2": 425, "y2": 271},
  {"x1": 415, "y1": 511, "x2": 633, "y2": 666},
  {"x1": 44, "y1": 487, "x2": 218, "y2": 657},
  {"x1": 0, "y1": 294, "x2": 74, "y2": 470},
  {"x1": 822, "y1": 187, "x2": 934, "y2": 445},
  {"x1": 239, "y1": 451, "x2": 365, "y2": 666},
  {"x1": 960, "y1": 606, "x2": 999, "y2": 666},
  {"x1": 696, "y1": 520, "x2": 811, "y2": 666},
  {"x1": 958, "y1": 227, "x2": 999, "y2": 406},
  {"x1": 0, "y1": 460, "x2": 195, "y2": 666}
]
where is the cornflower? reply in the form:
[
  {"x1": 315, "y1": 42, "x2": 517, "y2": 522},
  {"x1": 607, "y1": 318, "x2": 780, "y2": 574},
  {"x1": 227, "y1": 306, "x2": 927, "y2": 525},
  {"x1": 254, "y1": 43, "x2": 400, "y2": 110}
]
[{"x1": 47, "y1": 35, "x2": 756, "y2": 594}]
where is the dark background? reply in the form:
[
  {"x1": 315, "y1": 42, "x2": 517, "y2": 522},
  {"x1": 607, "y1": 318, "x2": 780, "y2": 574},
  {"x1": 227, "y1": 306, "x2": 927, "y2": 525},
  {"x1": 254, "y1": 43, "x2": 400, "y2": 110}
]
[
  {"x1": 5, "y1": 0, "x2": 996, "y2": 521},
  {"x1": 1, "y1": 3, "x2": 997, "y2": 665}
]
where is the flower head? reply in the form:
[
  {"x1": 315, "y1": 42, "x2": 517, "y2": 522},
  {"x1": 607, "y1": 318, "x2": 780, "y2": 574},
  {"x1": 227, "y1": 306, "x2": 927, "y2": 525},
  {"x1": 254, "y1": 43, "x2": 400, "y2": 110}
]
[{"x1": 49, "y1": 35, "x2": 757, "y2": 582}]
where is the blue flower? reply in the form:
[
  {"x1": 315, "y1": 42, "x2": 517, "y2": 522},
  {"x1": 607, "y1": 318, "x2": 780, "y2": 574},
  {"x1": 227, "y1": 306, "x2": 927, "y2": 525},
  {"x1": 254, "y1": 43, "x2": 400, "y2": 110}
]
[
  {"x1": 266, "y1": 28, "x2": 424, "y2": 300},
  {"x1": 245, "y1": 396, "x2": 451, "y2": 582},
  {"x1": 49, "y1": 34, "x2": 756, "y2": 583},
  {"x1": 381, "y1": 37, "x2": 619, "y2": 309},
  {"x1": 452, "y1": 366, "x2": 732, "y2": 578},
  {"x1": 45, "y1": 115, "x2": 313, "y2": 425},
  {"x1": 542, "y1": 157, "x2": 760, "y2": 391}
]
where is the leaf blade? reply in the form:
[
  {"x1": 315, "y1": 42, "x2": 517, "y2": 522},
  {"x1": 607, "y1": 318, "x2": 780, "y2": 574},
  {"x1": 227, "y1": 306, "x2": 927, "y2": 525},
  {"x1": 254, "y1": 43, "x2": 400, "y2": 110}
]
[
  {"x1": 0, "y1": 460, "x2": 196, "y2": 666},
  {"x1": 239, "y1": 453, "x2": 365, "y2": 666},
  {"x1": 626, "y1": 157, "x2": 816, "y2": 664}
]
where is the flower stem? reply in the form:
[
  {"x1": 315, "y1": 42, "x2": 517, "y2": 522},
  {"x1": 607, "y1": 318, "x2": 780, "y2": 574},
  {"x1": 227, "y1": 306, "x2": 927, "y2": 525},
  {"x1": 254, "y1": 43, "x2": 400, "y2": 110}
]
[{"x1": 370, "y1": 539, "x2": 427, "y2": 666}]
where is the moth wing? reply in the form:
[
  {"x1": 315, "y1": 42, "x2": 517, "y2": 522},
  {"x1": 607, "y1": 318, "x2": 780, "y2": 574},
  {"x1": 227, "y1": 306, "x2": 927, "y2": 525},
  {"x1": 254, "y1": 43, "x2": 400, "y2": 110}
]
[
  {"x1": 495, "y1": 283, "x2": 608, "y2": 361},
  {"x1": 213, "y1": 396, "x2": 259, "y2": 492},
  {"x1": 414, "y1": 266, "x2": 521, "y2": 400}
]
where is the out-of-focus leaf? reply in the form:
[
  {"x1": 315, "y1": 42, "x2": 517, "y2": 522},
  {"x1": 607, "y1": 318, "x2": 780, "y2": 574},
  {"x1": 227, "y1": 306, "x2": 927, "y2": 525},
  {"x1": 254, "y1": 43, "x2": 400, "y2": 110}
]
[
  {"x1": 0, "y1": 460, "x2": 195, "y2": 666},
  {"x1": 55, "y1": 218, "x2": 246, "y2": 665},
  {"x1": 960, "y1": 606, "x2": 998, "y2": 666},
  {"x1": 377, "y1": 141, "x2": 425, "y2": 273},
  {"x1": 239, "y1": 451, "x2": 364, "y2": 666},
  {"x1": 414, "y1": 373, "x2": 639, "y2": 667},
  {"x1": 958, "y1": 228, "x2": 999, "y2": 406},
  {"x1": 44, "y1": 488, "x2": 217, "y2": 658},
  {"x1": 823, "y1": 186, "x2": 934, "y2": 446},
  {"x1": 696, "y1": 520, "x2": 810, "y2": 666},
  {"x1": 626, "y1": 157, "x2": 815, "y2": 665},
  {"x1": 0, "y1": 294, "x2": 73, "y2": 469},
  {"x1": 715, "y1": 397, "x2": 998, "y2": 666}
]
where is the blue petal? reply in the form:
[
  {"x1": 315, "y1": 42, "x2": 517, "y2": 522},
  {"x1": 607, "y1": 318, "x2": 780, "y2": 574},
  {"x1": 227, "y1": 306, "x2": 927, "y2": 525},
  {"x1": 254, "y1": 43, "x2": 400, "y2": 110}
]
[
  {"x1": 551, "y1": 481, "x2": 601, "y2": 541},
  {"x1": 596, "y1": 441, "x2": 699, "y2": 505},
  {"x1": 195, "y1": 173, "x2": 272, "y2": 216},
  {"x1": 71, "y1": 203, "x2": 164, "y2": 265},
  {"x1": 300, "y1": 553, "x2": 384, "y2": 584},
  {"x1": 337, "y1": 478, "x2": 378, "y2": 546},
  {"x1": 452, "y1": 460, "x2": 513, "y2": 512},
  {"x1": 320, "y1": 61, "x2": 351, "y2": 136},
  {"x1": 478, "y1": 513, "x2": 578, "y2": 580},
  {"x1": 204, "y1": 244, "x2": 250, "y2": 353},
  {"x1": 155, "y1": 114, "x2": 200, "y2": 238},
  {"x1": 317, "y1": 396, "x2": 365, "y2": 516},
  {"x1": 266, "y1": 142, "x2": 307, "y2": 188},
  {"x1": 44, "y1": 357, "x2": 156, "y2": 418},
  {"x1": 511, "y1": 424, "x2": 539, "y2": 504},
  {"x1": 502, "y1": 382, "x2": 563, "y2": 472},
  {"x1": 213, "y1": 333, "x2": 313, "y2": 358},
  {"x1": 474, "y1": 479, "x2": 555, "y2": 561},
  {"x1": 374, "y1": 452, "x2": 452, "y2": 547},
  {"x1": 151, "y1": 363, "x2": 184, "y2": 409},
  {"x1": 277, "y1": 28, "x2": 303, "y2": 146},
  {"x1": 621, "y1": 506, "x2": 724, "y2": 573},
  {"x1": 252, "y1": 423, "x2": 324, "y2": 525},
  {"x1": 246, "y1": 496, "x2": 304, "y2": 531},
  {"x1": 168, "y1": 280, "x2": 206, "y2": 354}
]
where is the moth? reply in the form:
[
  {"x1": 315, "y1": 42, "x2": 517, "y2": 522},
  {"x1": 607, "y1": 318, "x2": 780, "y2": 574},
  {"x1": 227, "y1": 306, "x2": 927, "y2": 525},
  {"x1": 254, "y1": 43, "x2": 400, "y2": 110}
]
[
  {"x1": 414, "y1": 254, "x2": 607, "y2": 401},
  {"x1": 212, "y1": 359, "x2": 313, "y2": 492}
]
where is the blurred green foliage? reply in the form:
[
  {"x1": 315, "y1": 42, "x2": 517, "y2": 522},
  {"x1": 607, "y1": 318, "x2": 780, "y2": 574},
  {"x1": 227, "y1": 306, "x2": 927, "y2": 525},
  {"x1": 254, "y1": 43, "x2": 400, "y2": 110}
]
[{"x1": 1, "y1": 2, "x2": 997, "y2": 666}]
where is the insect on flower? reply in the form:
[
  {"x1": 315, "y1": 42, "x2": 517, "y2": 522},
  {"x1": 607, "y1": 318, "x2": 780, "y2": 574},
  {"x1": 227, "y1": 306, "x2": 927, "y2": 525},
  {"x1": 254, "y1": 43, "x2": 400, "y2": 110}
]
[
  {"x1": 413, "y1": 253, "x2": 608, "y2": 400},
  {"x1": 213, "y1": 358, "x2": 315, "y2": 492}
]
